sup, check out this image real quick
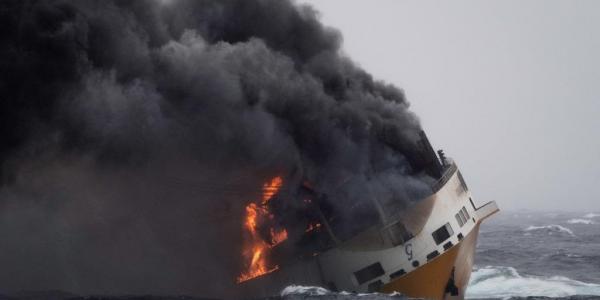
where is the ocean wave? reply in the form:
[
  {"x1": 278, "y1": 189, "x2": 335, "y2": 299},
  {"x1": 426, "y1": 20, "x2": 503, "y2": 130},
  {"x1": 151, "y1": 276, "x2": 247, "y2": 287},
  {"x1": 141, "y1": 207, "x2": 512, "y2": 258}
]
[
  {"x1": 466, "y1": 266, "x2": 600, "y2": 299},
  {"x1": 280, "y1": 285, "x2": 405, "y2": 299},
  {"x1": 567, "y1": 219, "x2": 595, "y2": 225},
  {"x1": 583, "y1": 213, "x2": 600, "y2": 218},
  {"x1": 525, "y1": 225, "x2": 575, "y2": 236},
  {"x1": 281, "y1": 285, "x2": 330, "y2": 296}
]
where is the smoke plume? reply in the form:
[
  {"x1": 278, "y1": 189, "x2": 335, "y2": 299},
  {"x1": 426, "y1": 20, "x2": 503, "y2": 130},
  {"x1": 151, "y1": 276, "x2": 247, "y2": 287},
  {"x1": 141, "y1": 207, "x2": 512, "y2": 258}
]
[{"x1": 0, "y1": 0, "x2": 429, "y2": 297}]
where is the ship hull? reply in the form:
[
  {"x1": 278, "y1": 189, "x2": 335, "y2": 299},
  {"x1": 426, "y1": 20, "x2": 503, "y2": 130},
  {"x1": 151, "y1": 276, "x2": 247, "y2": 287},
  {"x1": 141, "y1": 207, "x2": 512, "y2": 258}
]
[
  {"x1": 381, "y1": 223, "x2": 480, "y2": 300},
  {"x1": 237, "y1": 163, "x2": 499, "y2": 300}
]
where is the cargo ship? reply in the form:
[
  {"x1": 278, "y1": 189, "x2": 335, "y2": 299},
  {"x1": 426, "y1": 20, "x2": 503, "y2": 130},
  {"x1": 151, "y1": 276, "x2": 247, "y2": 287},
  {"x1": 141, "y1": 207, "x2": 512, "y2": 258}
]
[{"x1": 237, "y1": 132, "x2": 499, "y2": 300}]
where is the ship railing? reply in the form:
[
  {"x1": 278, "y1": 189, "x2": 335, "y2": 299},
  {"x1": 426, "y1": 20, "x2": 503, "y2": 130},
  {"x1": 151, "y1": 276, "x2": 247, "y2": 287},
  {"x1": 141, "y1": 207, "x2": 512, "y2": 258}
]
[
  {"x1": 474, "y1": 200, "x2": 500, "y2": 222},
  {"x1": 431, "y1": 162, "x2": 457, "y2": 193}
]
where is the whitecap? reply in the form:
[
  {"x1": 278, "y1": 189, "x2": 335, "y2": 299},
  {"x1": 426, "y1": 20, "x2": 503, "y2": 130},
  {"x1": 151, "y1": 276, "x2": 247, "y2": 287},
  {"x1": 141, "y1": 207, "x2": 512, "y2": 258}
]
[
  {"x1": 567, "y1": 218, "x2": 595, "y2": 225},
  {"x1": 280, "y1": 285, "x2": 405, "y2": 298},
  {"x1": 525, "y1": 224, "x2": 575, "y2": 236},
  {"x1": 466, "y1": 266, "x2": 600, "y2": 299},
  {"x1": 584, "y1": 213, "x2": 600, "y2": 218},
  {"x1": 281, "y1": 285, "x2": 331, "y2": 296},
  {"x1": 567, "y1": 253, "x2": 583, "y2": 258}
]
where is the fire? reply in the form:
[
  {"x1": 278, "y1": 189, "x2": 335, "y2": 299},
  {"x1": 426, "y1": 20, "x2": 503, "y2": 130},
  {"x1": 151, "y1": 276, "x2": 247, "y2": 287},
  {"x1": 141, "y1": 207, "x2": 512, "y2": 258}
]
[
  {"x1": 237, "y1": 176, "x2": 287, "y2": 283},
  {"x1": 262, "y1": 176, "x2": 283, "y2": 204},
  {"x1": 270, "y1": 227, "x2": 288, "y2": 246}
]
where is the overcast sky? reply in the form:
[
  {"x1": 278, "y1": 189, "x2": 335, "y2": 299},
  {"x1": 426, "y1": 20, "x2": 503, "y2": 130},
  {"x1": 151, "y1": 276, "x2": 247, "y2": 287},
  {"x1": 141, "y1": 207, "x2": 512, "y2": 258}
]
[{"x1": 301, "y1": 0, "x2": 600, "y2": 212}]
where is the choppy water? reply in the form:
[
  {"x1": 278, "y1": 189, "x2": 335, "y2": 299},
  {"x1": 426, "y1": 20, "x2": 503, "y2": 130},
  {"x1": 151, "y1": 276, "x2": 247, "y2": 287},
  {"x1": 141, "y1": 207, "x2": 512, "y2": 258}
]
[
  {"x1": 280, "y1": 210, "x2": 600, "y2": 300},
  {"x1": 2, "y1": 211, "x2": 599, "y2": 300},
  {"x1": 466, "y1": 210, "x2": 600, "y2": 299}
]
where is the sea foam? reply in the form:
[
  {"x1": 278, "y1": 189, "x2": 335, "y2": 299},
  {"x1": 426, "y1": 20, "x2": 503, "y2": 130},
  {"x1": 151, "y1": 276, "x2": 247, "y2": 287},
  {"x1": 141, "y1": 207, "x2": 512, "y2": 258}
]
[
  {"x1": 583, "y1": 213, "x2": 600, "y2": 218},
  {"x1": 466, "y1": 266, "x2": 600, "y2": 299},
  {"x1": 281, "y1": 285, "x2": 330, "y2": 296},
  {"x1": 280, "y1": 285, "x2": 405, "y2": 298},
  {"x1": 567, "y1": 218, "x2": 595, "y2": 225},
  {"x1": 525, "y1": 224, "x2": 575, "y2": 236},
  {"x1": 279, "y1": 265, "x2": 600, "y2": 300}
]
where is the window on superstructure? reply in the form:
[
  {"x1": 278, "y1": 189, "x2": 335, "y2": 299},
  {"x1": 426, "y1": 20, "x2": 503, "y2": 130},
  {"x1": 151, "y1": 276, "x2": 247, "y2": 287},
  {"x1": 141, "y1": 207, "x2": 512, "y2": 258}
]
[
  {"x1": 387, "y1": 221, "x2": 413, "y2": 246},
  {"x1": 389, "y1": 269, "x2": 406, "y2": 279},
  {"x1": 460, "y1": 210, "x2": 467, "y2": 224},
  {"x1": 455, "y1": 213, "x2": 464, "y2": 227},
  {"x1": 353, "y1": 262, "x2": 385, "y2": 285},
  {"x1": 432, "y1": 222, "x2": 454, "y2": 245},
  {"x1": 427, "y1": 250, "x2": 440, "y2": 261},
  {"x1": 443, "y1": 241, "x2": 454, "y2": 251},
  {"x1": 462, "y1": 206, "x2": 470, "y2": 220}
]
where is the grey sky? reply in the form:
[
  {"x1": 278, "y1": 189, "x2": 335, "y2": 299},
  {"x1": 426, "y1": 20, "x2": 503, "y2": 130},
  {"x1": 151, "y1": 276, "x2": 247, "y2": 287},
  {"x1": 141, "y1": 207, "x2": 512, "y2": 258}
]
[{"x1": 300, "y1": 0, "x2": 600, "y2": 212}]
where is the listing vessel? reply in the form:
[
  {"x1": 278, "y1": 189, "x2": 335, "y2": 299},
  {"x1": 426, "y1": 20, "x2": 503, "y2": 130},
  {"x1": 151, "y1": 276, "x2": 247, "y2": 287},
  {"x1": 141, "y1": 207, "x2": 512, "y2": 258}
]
[{"x1": 237, "y1": 132, "x2": 499, "y2": 300}]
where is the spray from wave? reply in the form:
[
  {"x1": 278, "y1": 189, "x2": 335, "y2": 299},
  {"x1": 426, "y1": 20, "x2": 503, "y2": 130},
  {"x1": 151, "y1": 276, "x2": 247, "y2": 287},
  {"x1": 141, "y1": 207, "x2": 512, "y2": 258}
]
[
  {"x1": 280, "y1": 285, "x2": 406, "y2": 299},
  {"x1": 466, "y1": 266, "x2": 600, "y2": 299},
  {"x1": 567, "y1": 219, "x2": 595, "y2": 225},
  {"x1": 524, "y1": 225, "x2": 575, "y2": 237},
  {"x1": 583, "y1": 213, "x2": 600, "y2": 218}
]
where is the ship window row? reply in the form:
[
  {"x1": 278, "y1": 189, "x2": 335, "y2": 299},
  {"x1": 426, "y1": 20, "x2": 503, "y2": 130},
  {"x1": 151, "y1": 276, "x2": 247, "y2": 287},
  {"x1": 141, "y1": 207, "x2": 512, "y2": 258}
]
[
  {"x1": 455, "y1": 206, "x2": 470, "y2": 227},
  {"x1": 354, "y1": 213, "x2": 468, "y2": 287}
]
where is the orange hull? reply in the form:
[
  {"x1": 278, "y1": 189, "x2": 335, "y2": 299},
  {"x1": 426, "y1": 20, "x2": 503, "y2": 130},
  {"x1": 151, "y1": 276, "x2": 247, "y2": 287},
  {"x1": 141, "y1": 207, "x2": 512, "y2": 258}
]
[{"x1": 381, "y1": 223, "x2": 480, "y2": 300}]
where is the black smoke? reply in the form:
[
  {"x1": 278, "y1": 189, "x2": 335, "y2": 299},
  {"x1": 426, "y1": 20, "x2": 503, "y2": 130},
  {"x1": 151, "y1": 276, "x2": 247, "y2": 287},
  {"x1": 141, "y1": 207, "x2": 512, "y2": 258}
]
[{"x1": 0, "y1": 0, "x2": 430, "y2": 297}]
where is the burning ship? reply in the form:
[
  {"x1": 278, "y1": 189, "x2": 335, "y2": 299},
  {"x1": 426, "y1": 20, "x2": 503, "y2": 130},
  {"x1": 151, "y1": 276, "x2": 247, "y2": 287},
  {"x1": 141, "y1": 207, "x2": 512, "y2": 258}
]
[
  {"x1": 2, "y1": 1, "x2": 499, "y2": 298},
  {"x1": 236, "y1": 132, "x2": 499, "y2": 300}
]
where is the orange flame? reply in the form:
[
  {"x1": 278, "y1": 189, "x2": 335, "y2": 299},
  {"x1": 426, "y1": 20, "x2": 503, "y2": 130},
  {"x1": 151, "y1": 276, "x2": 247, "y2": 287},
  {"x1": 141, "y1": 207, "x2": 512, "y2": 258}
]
[
  {"x1": 270, "y1": 228, "x2": 288, "y2": 246},
  {"x1": 262, "y1": 176, "x2": 283, "y2": 204},
  {"x1": 237, "y1": 176, "x2": 287, "y2": 283},
  {"x1": 305, "y1": 222, "x2": 322, "y2": 233}
]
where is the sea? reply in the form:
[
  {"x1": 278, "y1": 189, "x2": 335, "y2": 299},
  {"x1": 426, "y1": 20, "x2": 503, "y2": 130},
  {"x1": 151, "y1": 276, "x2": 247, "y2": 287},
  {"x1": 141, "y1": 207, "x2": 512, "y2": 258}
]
[
  {"x1": 279, "y1": 210, "x2": 600, "y2": 300},
  {"x1": 466, "y1": 210, "x2": 600, "y2": 299},
  {"x1": 2, "y1": 211, "x2": 599, "y2": 300}
]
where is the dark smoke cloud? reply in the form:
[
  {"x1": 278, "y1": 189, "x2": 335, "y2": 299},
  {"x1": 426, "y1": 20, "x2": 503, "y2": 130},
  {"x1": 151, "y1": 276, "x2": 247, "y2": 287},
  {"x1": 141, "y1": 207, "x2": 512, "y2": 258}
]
[{"x1": 0, "y1": 0, "x2": 427, "y2": 297}]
